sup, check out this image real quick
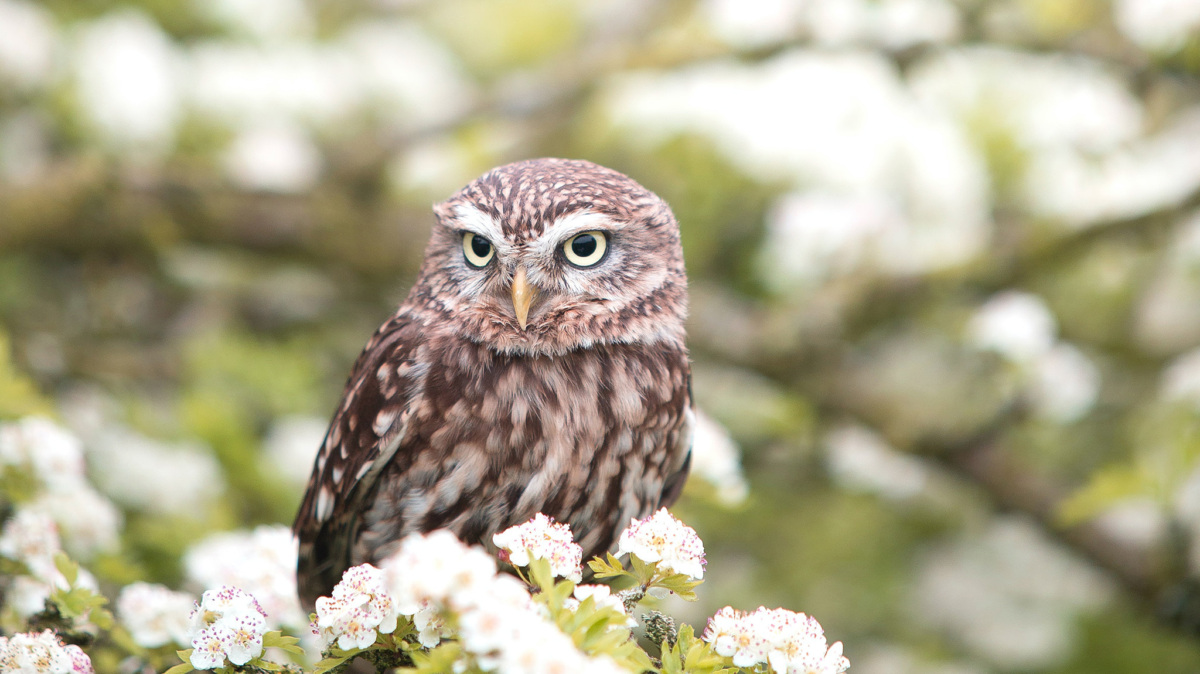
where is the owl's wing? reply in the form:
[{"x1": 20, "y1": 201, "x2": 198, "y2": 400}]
[
  {"x1": 658, "y1": 375, "x2": 694, "y2": 509},
  {"x1": 293, "y1": 314, "x2": 419, "y2": 608}
]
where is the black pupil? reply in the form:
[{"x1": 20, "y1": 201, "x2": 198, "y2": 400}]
[
  {"x1": 470, "y1": 235, "x2": 491, "y2": 259},
  {"x1": 571, "y1": 234, "x2": 597, "y2": 258}
]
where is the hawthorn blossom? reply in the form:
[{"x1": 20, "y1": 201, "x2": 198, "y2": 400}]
[
  {"x1": 117, "y1": 582, "x2": 194, "y2": 648},
  {"x1": 0, "y1": 507, "x2": 60, "y2": 579},
  {"x1": 187, "y1": 586, "x2": 268, "y2": 669},
  {"x1": 313, "y1": 564, "x2": 399, "y2": 650},
  {"x1": 703, "y1": 606, "x2": 849, "y2": 674},
  {"x1": 0, "y1": 507, "x2": 101, "y2": 618},
  {"x1": 0, "y1": 417, "x2": 86, "y2": 490},
  {"x1": 493, "y1": 513, "x2": 583, "y2": 581},
  {"x1": 382, "y1": 529, "x2": 499, "y2": 614},
  {"x1": 0, "y1": 630, "x2": 94, "y2": 674},
  {"x1": 184, "y1": 525, "x2": 305, "y2": 631},
  {"x1": 617, "y1": 508, "x2": 706, "y2": 580},
  {"x1": 412, "y1": 602, "x2": 447, "y2": 648},
  {"x1": 376, "y1": 529, "x2": 627, "y2": 673}
]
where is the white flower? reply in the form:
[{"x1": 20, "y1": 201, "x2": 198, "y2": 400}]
[
  {"x1": 690, "y1": 410, "x2": 749, "y2": 506},
  {"x1": 225, "y1": 612, "x2": 268, "y2": 665},
  {"x1": 87, "y1": 427, "x2": 224, "y2": 515},
  {"x1": 222, "y1": 121, "x2": 322, "y2": 193},
  {"x1": 0, "y1": 508, "x2": 62, "y2": 579},
  {"x1": 412, "y1": 602, "x2": 446, "y2": 648},
  {"x1": 0, "y1": 507, "x2": 105, "y2": 617},
  {"x1": 965, "y1": 291, "x2": 1057, "y2": 364},
  {"x1": 72, "y1": 10, "x2": 183, "y2": 150},
  {"x1": 29, "y1": 488, "x2": 122, "y2": 559},
  {"x1": 184, "y1": 525, "x2": 305, "y2": 631},
  {"x1": 262, "y1": 415, "x2": 327, "y2": 487},
  {"x1": 187, "y1": 586, "x2": 268, "y2": 669},
  {"x1": 0, "y1": 417, "x2": 87, "y2": 491},
  {"x1": 702, "y1": 607, "x2": 848, "y2": 674},
  {"x1": 456, "y1": 594, "x2": 518, "y2": 656},
  {"x1": 1114, "y1": 0, "x2": 1200, "y2": 52},
  {"x1": 314, "y1": 564, "x2": 399, "y2": 650},
  {"x1": 498, "y1": 619, "x2": 592, "y2": 674},
  {"x1": 1029, "y1": 343, "x2": 1101, "y2": 423},
  {"x1": 493, "y1": 513, "x2": 583, "y2": 581},
  {"x1": 825, "y1": 425, "x2": 927, "y2": 501},
  {"x1": 617, "y1": 509, "x2": 706, "y2": 580},
  {"x1": 190, "y1": 624, "x2": 233, "y2": 670},
  {"x1": 0, "y1": 630, "x2": 95, "y2": 674},
  {"x1": 0, "y1": 0, "x2": 57, "y2": 89},
  {"x1": 381, "y1": 530, "x2": 498, "y2": 614},
  {"x1": 606, "y1": 51, "x2": 990, "y2": 282},
  {"x1": 1162, "y1": 347, "x2": 1200, "y2": 405},
  {"x1": 117, "y1": 582, "x2": 194, "y2": 649}
]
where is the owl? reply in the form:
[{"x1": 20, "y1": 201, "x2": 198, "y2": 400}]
[{"x1": 292, "y1": 158, "x2": 693, "y2": 608}]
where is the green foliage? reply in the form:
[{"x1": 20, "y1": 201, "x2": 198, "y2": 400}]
[
  {"x1": 660, "y1": 625, "x2": 734, "y2": 674},
  {"x1": 49, "y1": 552, "x2": 114, "y2": 630}
]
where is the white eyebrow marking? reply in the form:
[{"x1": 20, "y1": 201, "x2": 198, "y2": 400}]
[
  {"x1": 533, "y1": 210, "x2": 619, "y2": 258},
  {"x1": 452, "y1": 202, "x2": 506, "y2": 245}
]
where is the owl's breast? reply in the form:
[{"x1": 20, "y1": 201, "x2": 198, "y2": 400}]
[{"x1": 358, "y1": 336, "x2": 691, "y2": 563}]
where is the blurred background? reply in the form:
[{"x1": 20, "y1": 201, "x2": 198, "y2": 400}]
[{"x1": 3, "y1": 0, "x2": 1200, "y2": 671}]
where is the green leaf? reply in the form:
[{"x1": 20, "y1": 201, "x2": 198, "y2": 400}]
[
  {"x1": 53, "y1": 552, "x2": 79, "y2": 586},
  {"x1": 527, "y1": 557, "x2": 556, "y2": 592},
  {"x1": 164, "y1": 650, "x2": 195, "y2": 674},
  {"x1": 313, "y1": 654, "x2": 354, "y2": 674},
  {"x1": 588, "y1": 553, "x2": 631, "y2": 580},
  {"x1": 262, "y1": 631, "x2": 306, "y2": 656},
  {"x1": 630, "y1": 554, "x2": 656, "y2": 584},
  {"x1": 1058, "y1": 463, "x2": 1148, "y2": 526},
  {"x1": 653, "y1": 573, "x2": 702, "y2": 602},
  {"x1": 411, "y1": 641, "x2": 464, "y2": 674}
]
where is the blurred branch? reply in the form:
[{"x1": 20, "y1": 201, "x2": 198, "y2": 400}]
[{"x1": 926, "y1": 428, "x2": 1162, "y2": 601}]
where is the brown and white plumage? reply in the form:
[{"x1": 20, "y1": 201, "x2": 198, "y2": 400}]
[{"x1": 293, "y1": 158, "x2": 692, "y2": 608}]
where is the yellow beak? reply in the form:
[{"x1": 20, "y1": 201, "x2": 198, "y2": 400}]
[{"x1": 511, "y1": 266, "x2": 538, "y2": 330}]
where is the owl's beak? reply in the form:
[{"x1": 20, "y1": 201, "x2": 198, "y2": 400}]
[{"x1": 511, "y1": 266, "x2": 538, "y2": 330}]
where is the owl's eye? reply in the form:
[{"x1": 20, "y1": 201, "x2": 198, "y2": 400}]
[
  {"x1": 462, "y1": 232, "x2": 495, "y2": 267},
  {"x1": 563, "y1": 231, "x2": 608, "y2": 267}
]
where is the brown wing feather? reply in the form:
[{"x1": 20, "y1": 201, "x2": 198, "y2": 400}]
[{"x1": 292, "y1": 313, "x2": 421, "y2": 608}]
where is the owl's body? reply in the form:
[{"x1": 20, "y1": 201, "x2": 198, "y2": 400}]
[{"x1": 294, "y1": 159, "x2": 691, "y2": 608}]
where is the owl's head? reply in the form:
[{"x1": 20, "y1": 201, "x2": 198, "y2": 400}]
[{"x1": 412, "y1": 158, "x2": 687, "y2": 356}]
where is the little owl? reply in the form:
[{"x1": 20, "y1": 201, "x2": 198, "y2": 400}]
[{"x1": 293, "y1": 158, "x2": 692, "y2": 608}]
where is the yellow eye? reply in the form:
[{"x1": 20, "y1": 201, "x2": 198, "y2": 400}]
[
  {"x1": 563, "y1": 231, "x2": 608, "y2": 267},
  {"x1": 462, "y1": 232, "x2": 494, "y2": 267}
]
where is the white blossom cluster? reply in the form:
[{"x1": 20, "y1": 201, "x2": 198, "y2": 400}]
[
  {"x1": 965, "y1": 291, "x2": 1101, "y2": 423},
  {"x1": 0, "y1": 509, "x2": 100, "y2": 618},
  {"x1": 0, "y1": 417, "x2": 122, "y2": 558},
  {"x1": 85, "y1": 426, "x2": 225, "y2": 516},
  {"x1": 617, "y1": 508, "x2": 706, "y2": 580},
  {"x1": 703, "y1": 606, "x2": 849, "y2": 674},
  {"x1": 315, "y1": 524, "x2": 628, "y2": 673},
  {"x1": 184, "y1": 525, "x2": 306, "y2": 631},
  {"x1": 690, "y1": 410, "x2": 750, "y2": 506},
  {"x1": 491, "y1": 512, "x2": 583, "y2": 581},
  {"x1": 0, "y1": 3, "x2": 476, "y2": 191},
  {"x1": 187, "y1": 586, "x2": 269, "y2": 670},
  {"x1": 116, "y1": 582, "x2": 195, "y2": 649},
  {"x1": 313, "y1": 563, "x2": 399, "y2": 650},
  {"x1": 0, "y1": 629, "x2": 94, "y2": 674}
]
